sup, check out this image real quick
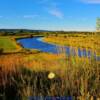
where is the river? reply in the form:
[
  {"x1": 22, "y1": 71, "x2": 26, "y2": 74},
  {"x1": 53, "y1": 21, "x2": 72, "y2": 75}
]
[{"x1": 17, "y1": 37, "x2": 100, "y2": 61}]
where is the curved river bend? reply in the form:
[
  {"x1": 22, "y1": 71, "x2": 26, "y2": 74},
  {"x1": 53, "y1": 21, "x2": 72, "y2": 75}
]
[{"x1": 17, "y1": 37, "x2": 100, "y2": 61}]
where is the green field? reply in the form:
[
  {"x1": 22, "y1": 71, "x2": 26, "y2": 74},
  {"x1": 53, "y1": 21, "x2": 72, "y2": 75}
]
[{"x1": 0, "y1": 37, "x2": 20, "y2": 52}]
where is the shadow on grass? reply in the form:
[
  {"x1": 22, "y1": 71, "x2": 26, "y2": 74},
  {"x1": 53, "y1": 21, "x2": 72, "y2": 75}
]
[{"x1": 0, "y1": 67, "x2": 62, "y2": 100}]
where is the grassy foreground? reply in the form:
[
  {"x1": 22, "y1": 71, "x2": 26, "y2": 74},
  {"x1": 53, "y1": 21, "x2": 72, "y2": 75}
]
[{"x1": 0, "y1": 53, "x2": 100, "y2": 99}]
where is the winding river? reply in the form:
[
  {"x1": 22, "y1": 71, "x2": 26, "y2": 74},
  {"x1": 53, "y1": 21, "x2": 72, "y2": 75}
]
[{"x1": 17, "y1": 37, "x2": 100, "y2": 61}]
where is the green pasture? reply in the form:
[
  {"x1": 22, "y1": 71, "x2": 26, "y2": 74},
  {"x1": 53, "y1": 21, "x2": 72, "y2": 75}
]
[{"x1": 0, "y1": 37, "x2": 18, "y2": 52}]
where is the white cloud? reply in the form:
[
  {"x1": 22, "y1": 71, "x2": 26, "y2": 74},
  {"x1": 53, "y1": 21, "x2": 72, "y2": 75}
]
[
  {"x1": 48, "y1": 9, "x2": 63, "y2": 19},
  {"x1": 38, "y1": 0, "x2": 64, "y2": 19},
  {"x1": 81, "y1": 0, "x2": 100, "y2": 4},
  {"x1": 23, "y1": 15, "x2": 38, "y2": 18}
]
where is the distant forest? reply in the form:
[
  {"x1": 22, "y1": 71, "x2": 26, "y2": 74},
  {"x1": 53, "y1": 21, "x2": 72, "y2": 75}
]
[{"x1": 0, "y1": 29, "x2": 99, "y2": 36}]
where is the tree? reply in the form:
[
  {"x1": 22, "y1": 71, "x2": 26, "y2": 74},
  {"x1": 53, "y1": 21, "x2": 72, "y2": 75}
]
[{"x1": 96, "y1": 18, "x2": 100, "y2": 32}]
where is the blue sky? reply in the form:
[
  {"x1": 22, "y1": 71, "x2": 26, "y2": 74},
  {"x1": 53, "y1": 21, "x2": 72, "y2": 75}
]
[{"x1": 0, "y1": 0, "x2": 100, "y2": 31}]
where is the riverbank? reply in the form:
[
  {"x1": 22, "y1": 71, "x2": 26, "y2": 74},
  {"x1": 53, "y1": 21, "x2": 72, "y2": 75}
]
[
  {"x1": 0, "y1": 36, "x2": 22, "y2": 53},
  {"x1": 0, "y1": 35, "x2": 42, "y2": 54},
  {"x1": 43, "y1": 34, "x2": 100, "y2": 56}
]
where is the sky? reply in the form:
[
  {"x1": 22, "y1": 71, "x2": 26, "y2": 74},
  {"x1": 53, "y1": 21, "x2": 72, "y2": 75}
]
[{"x1": 0, "y1": 0, "x2": 100, "y2": 31}]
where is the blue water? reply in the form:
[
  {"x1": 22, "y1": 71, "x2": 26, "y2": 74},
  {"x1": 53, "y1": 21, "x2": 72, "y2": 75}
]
[{"x1": 17, "y1": 37, "x2": 100, "y2": 61}]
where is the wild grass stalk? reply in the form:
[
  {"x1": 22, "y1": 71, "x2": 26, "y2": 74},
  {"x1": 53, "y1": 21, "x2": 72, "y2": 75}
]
[{"x1": 0, "y1": 52, "x2": 100, "y2": 100}]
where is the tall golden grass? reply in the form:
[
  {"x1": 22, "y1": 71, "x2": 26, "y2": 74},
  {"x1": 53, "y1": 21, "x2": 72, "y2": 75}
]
[
  {"x1": 0, "y1": 51, "x2": 100, "y2": 100},
  {"x1": 43, "y1": 34, "x2": 100, "y2": 55}
]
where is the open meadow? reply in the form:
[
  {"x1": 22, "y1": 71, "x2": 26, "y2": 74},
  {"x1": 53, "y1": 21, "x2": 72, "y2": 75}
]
[
  {"x1": 0, "y1": 32, "x2": 100, "y2": 100},
  {"x1": 0, "y1": 36, "x2": 22, "y2": 53}
]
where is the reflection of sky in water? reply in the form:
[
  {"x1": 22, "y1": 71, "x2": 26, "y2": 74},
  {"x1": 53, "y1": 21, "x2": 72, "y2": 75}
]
[
  {"x1": 78, "y1": 48, "x2": 82, "y2": 57},
  {"x1": 87, "y1": 51, "x2": 91, "y2": 58},
  {"x1": 18, "y1": 37, "x2": 100, "y2": 61},
  {"x1": 83, "y1": 49, "x2": 87, "y2": 57}
]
